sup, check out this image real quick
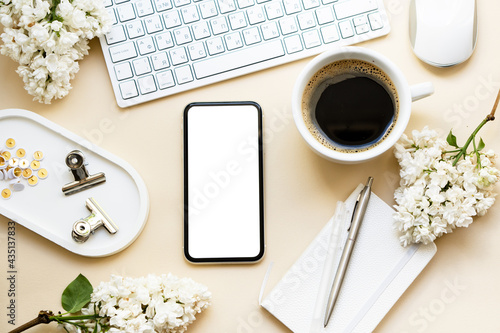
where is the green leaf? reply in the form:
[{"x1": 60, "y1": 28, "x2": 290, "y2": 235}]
[
  {"x1": 61, "y1": 274, "x2": 93, "y2": 313},
  {"x1": 447, "y1": 130, "x2": 459, "y2": 148},
  {"x1": 477, "y1": 137, "x2": 485, "y2": 151}
]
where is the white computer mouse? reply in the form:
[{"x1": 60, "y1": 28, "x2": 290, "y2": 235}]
[{"x1": 409, "y1": 0, "x2": 477, "y2": 67}]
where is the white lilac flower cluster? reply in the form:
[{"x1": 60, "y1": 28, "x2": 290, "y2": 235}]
[
  {"x1": 68, "y1": 274, "x2": 211, "y2": 333},
  {"x1": 0, "y1": 0, "x2": 111, "y2": 103},
  {"x1": 393, "y1": 127, "x2": 499, "y2": 247}
]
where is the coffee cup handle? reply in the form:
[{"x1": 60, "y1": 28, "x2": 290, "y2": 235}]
[{"x1": 410, "y1": 82, "x2": 434, "y2": 102}]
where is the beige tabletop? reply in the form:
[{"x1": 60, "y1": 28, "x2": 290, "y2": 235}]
[{"x1": 1, "y1": 1, "x2": 500, "y2": 332}]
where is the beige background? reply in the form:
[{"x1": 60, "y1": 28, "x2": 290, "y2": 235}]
[{"x1": 1, "y1": 1, "x2": 500, "y2": 332}]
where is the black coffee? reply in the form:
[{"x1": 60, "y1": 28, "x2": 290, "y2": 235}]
[
  {"x1": 302, "y1": 59, "x2": 399, "y2": 153},
  {"x1": 314, "y1": 76, "x2": 394, "y2": 147}
]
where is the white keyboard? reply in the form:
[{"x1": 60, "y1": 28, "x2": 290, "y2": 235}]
[{"x1": 100, "y1": 0, "x2": 390, "y2": 107}]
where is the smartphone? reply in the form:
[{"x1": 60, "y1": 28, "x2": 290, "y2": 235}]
[{"x1": 183, "y1": 102, "x2": 265, "y2": 263}]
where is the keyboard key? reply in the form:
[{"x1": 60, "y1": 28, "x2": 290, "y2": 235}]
[
  {"x1": 105, "y1": 25, "x2": 127, "y2": 45},
  {"x1": 114, "y1": 62, "x2": 133, "y2": 80},
  {"x1": 151, "y1": 52, "x2": 170, "y2": 70},
  {"x1": 302, "y1": 30, "x2": 321, "y2": 48},
  {"x1": 334, "y1": 0, "x2": 377, "y2": 20},
  {"x1": 283, "y1": 0, "x2": 301, "y2": 15},
  {"x1": 217, "y1": 0, "x2": 236, "y2": 13},
  {"x1": 188, "y1": 42, "x2": 207, "y2": 60},
  {"x1": 138, "y1": 75, "x2": 157, "y2": 93},
  {"x1": 107, "y1": 8, "x2": 117, "y2": 25},
  {"x1": 338, "y1": 20, "x2": 354, "y2": 38},
  {"x1": 237, "y1": 0, "x2": 254, "y2": 9},
  {"x1": 126, "y1": 20, "x2": 145, "y2": 38},
  {"x1": 261, "y1": 21, "x2": 279, "y2": 40},
  {"x1": 302, "y1": 0, "x2": 320, "y2": 10},
  {"x1": 320, "y1": 24, "x2": 339, "y2": 43},
  {"x1": 117, "y1": 3, "x2": 136, "y2": 22},
  {"x1": 144, "y1": 15, "x2": 163, "y2": 34},
  {"x1": 242, "y1": 27, "x2": 261, "y2": 45},
  {"x1": 174, "y1": 26, "x2": 193, "y2": 44},
  {"x1": 193, "y1": 39, "x2": 284, "y2": 79},
  {"x1": 135, "y1": 0, "x2": 154, "y2": 17},
  {"x1": 246, "y1": 7, "x2": 265, "y2": 25},
  {"x1": 224, "y1": 31, "x2": 243, "y2": 50},
  {"x1": 211, "y1": 16, "x2": 229, "y2": 35},
  {"x1": 137, "y1": 36, "x2": 156, "y2": 55},
  {"x1": 163, "y1": 11, "x2": 182, "y2": 28},
  {"x1": 206, "y1": 36, "x2": 225, "y2": 55},
  {"x1": 315, "y1": 7, "x2": 334, "y2": 25},
  {"x1": 155, "y1": 31, "x2": 174, "y2": 49},
  {"x1": 173, "y1": 0, "x2": 190, "y2": 7},
  {"x1": 353, "y1": 16, "x2": 366, "y2": 26},
  {"x1": 104, "y1": 0, "x2": 112, "y2": 7},
  {"x1": 199, "y1": 0, "x2": 218, "y2": 18},
  {"x1": 229, "y1": 12, "x2": 247, "y2": 29},
  {"x1": 153, "y1": 0, "x2": 172, "y2": 11},
  {"x1": 284, "y1": 34, "x2": 302, "y2": 53},
  {"x1": 157, "y1": 70, "x2": 175, "y2": 89},
  {"x1": 353, "y1": 16, "x2": 369, "y2": 34},
  {"x1": 109, "y1": 42, "x2": 138, "y2": 62},
  {"x1": 368, "y1": 12, "x2": 383, "y2": 30},
  {"x1": 119, "y1": 80, "x2": 139, "y2": 99},
  {"x1": 264, "y1": 2, "x2": 284, "y2": 20},
  {"x1": 133, "y1": 57, "x2": 152, "y2": 75},
  {"x1": 192, "y1": 21, "x2": 211, "y2": 39},
  {"x1": 175, "y1": 65, "x2": 194, "y2": 84},
  {"x1": 297, "y1": 12, "x2": 316, "y2": 30},
  {"x1": 170, "y1": 47, "x2": 189, "y2": 65},
  {"x1": 355, "y1": 23, "x2": 369, "y2": 34},
  {"x1": 279, "y1": 17, "x2": 298, "y2": 35},
  {"x1": 181, "y1": 5, "x2": 200, "y2": 23}
]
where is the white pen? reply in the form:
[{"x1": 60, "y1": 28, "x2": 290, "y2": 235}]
[{"x1": 323, "y1": 177, "x2": 373, "y2": 328}]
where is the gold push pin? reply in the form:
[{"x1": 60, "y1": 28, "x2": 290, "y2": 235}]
[
  {"x1": 38, "y1": 168, "x2": 48, "y2": 179},
  {"x1": 22, "y1": 168, "x2": 32, "y2": 179},
  {"x1": 13, "y1": 167, "x2": 22, "y2": 178},
  {"x1": 2, "y1": 151, "x2": 11, "y2": 160},
  {"x1": 16, "y1": 148, "x2": 26, "y2": 158},
  {"x1": 19, "y1": 159, "x2": 30, "y2": 169},
  {"x1": 8, "y1": 157, "x2": 19, "y2": 168},
  {"x1": 28, "y1": 175, "x2": 38, "y2": 186},
  {"x1": 30, "y1": 160, "x2": 41, "y2": 170},
  {"x1": 5, "y1": 138, "x2": 15, "y2": 149},
  {"x1": 0, "y1": 156, "x2": 5, "y2": 168},
  {"x1": 1, "y1": 188, "x2": 11, "y2": 199},
  {"x1": 33, "y1": 151, "x2": 44, "y2": 161},
  {"x1": 7, "y1": 167, "x2": 21, "y2": 179}
]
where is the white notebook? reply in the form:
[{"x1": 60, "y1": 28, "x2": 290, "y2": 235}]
[{"x1": 261, "y1": 185, "x2": 437, "y2": 333}]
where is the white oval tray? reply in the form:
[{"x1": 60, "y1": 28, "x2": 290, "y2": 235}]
[{"x1": 0, "y1": 109, "x2": 149, "y2": 257}]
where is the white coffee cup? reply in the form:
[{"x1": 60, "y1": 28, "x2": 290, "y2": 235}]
[{"x1": 292, "y1": 46, "x2": 434, "y2": 164}]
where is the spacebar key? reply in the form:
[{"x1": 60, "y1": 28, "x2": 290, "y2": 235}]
[{"x1": 193, "y1": 40, "x2": 285, "y2": 79}]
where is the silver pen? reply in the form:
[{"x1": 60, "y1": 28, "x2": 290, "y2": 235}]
[{"x1": 323, "y1": 177, "x2": 373, "y2": 327}]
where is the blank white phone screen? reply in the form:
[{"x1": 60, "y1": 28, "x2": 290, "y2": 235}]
[{"x1": 185, "y1": 104, "x2": 263, "y2": 261}]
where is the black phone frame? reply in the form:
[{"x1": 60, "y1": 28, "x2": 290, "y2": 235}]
[{"x1": 183, "y1": 101, "x2": 265, "y2": 263}]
